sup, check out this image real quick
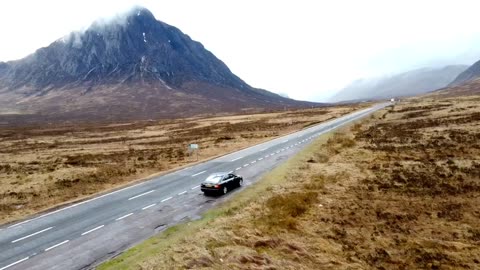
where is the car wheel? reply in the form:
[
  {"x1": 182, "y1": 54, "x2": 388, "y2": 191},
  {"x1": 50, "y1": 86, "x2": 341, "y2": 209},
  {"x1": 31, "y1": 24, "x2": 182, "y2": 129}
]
[
  {"x1": 222, "y1": 186, "x2": 228, "y2": 194},
  {"x1": 238, "y1": 178, "x2": 243, "y2": 187}
]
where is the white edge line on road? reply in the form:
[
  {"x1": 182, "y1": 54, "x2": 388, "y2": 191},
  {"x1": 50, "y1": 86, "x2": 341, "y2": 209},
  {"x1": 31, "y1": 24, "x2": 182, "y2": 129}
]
[
  {"x1": 115, "y1": 213, "x2": 133, "y2": 221},
  {"x1": 260, "y1": 147, "x2": 268, "y2": 151},
  {"x1": 191, "y1": 170, "x2": 206, "y2": 177},
  {"x1": 283, "y1": 140, "x2": 289, "y2": 143},
  {"x1": 8, "y1": 219, "x2": 31, "y2": 228},
  {"x1": 7, "y1": 176, "x2": 150, "y2": 228},
  {"x1": 161, "y1": 196, "x2": 173, "y2": 203},
  {"x1": 3, "y1": 104, "x2": 385, "y2": 230},
  {"x1": 0, "y1": 257, "x2": 29, "y2": 270},
  {"x1": 178, "y1": 191, "x2": 187, "y2": 196},
  {"x1": 81, "y1": 225, "x2": 104, "y2": 236},
  {"x1": 191, "y1": 185, "x2": 200, "y2": 190},
  {"x1": 44, "y1": 240, "x2": 69, "y2": 252},
  {"x1": 230, "y1": 156, "x2": 243, "y2": 162},
  {"x1": 128, "y1": 190, "x2": 155, "y2": 201},
  {"x1": 11, "y1": 227, "x2": 53, "y2": 243},
  {"x1": 142, "y1": 203, "x2": 156, "y2": 210}
]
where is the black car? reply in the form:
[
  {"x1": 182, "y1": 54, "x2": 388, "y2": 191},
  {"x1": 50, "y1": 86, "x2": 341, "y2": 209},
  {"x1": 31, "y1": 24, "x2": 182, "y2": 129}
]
[{"x1": 201, "y1": 172, "x2": 243, "y2": 195}]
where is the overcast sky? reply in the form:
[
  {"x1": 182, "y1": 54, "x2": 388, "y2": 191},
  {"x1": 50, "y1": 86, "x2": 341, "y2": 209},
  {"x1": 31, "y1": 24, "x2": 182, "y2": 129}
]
[{"x1": 1, "y1": 0, "x2": 480, "y2": 101}]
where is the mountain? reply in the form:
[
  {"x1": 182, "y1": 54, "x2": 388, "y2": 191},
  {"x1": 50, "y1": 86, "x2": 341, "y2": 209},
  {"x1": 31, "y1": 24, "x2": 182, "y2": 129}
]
[
  {"x1": 433, "y1": 77, "x2": 480, "y2": 97},
  {"x1": 329, "y1": 65, "x2": 468, "y2": 102},
  {"x1": 0, "y1": 7, "x2": 314, "y2": 122},
  {"x1": 449, "y1": 59, "x2": 480, "y2": 86}
]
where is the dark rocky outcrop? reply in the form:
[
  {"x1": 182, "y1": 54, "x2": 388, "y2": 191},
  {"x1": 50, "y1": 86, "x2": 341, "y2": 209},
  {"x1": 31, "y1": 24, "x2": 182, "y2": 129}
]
[{"x1": 0, "y1": 7, "x2": 316, "y2": 122}]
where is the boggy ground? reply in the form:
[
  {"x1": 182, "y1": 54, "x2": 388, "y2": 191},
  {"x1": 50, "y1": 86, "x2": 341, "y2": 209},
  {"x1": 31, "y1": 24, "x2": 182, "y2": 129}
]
[
  {"x1": 101, "y1": 94, "x2": 479, "y2": 269},
  {"x1": 0, "y1": 105, "x2": 361, "y2": 225}
]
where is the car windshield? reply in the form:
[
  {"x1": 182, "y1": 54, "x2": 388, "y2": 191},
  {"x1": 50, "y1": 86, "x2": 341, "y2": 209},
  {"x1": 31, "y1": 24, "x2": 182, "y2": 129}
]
[{"x1": 204, "y1": 174, "x2": 224, "y2": 184}]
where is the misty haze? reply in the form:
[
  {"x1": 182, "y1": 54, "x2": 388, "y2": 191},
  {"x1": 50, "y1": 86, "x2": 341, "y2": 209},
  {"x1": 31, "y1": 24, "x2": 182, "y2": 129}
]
[{"x1": 0, "y1": 1, "x2": 479, "y2": 270}]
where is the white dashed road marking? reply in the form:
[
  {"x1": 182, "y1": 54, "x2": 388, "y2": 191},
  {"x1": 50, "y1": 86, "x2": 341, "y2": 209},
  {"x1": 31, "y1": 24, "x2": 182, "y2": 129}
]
[
  {"x1": 161, "y1": 196, "x2": 173, "y2": 203},
  {"x1": 44, "y1": 240, "x2": 69, "y2": 252},
  {"x1": 81, "y1": 225, "x2": 104, "y2": 236},
  {"x1": 115, "y1": 213, "x2": 133, "y2": 221},
  {"x1": 142, "y1": 203, "x2": 156, "y2": 210},
  {"x1": 0, "y1": 257, "x2": 29, "y2": 270},
  {"x1": 178, "y1": 191, "x2": 187, "y2": 196},
  {"x1": 128, "y1": 190, "x2": 155, "y2": 201},
  {"x1": 191, "y1": 185, "x2": 200, "y2": 190},
  {"x1": 191, "y1": 170, "x2": 206, "y2": 177},
  {"x1": 12, "y1": 227, "x2": 53, "y2": 243},
  {"x1": 243, "y1": 164, "x2": 249, "y2": 167}
]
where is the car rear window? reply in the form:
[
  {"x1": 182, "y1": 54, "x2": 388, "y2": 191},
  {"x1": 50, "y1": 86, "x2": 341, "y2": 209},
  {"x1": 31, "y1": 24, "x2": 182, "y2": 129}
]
[{"x1": 204, "y1": 174, "x2": 223, "y2": 183}]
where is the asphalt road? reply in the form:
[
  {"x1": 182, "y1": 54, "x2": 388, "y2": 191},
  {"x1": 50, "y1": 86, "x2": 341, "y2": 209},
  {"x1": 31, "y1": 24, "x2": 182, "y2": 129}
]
[{"x1": 0, "y1": 103, "x2": 389, "y2": 270}]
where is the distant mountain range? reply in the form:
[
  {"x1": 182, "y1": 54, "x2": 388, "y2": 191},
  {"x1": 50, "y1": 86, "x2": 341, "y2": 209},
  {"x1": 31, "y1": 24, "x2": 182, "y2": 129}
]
[
  {"x1": 0, "y1": 7, "x2": 315, "y2": 122},
  {"x1": 330, "y1": 65, "x2": 468, "y2": 102}
]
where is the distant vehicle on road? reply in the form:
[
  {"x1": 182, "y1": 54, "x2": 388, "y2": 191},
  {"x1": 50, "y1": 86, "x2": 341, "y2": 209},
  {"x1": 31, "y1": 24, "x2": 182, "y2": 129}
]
[{"x1": 201, "y1": 172, "x2": 243, "y2": 195}]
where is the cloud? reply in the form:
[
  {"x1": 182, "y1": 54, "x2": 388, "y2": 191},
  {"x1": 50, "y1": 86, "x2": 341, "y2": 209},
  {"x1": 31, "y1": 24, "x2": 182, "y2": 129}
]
[{"x1": 1, "y1": 0, "x2": 480, "y2": 102}]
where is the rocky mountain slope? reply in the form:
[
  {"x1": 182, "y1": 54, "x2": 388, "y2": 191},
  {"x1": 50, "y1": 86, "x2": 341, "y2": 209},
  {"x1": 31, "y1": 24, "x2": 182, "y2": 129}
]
[
  {"x1": 0, "y1": 7, "x2": 314, "y2": 122},
  {"x1": 330, "y1": 65, "x2": 467, "y2": 102},
  {"x1": 449, "y1": 59, "x2": 480, "y2": 86}
]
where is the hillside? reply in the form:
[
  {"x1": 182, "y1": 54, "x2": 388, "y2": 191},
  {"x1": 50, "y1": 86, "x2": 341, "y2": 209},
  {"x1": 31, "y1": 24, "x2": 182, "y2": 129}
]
[
  {"x1": 433, "y1": 77, "x2": 480, "y2": 97},
  {"x1": 330, "y1": 65, "x2": 467, "y2": 102},
  {"x1": 0, "y1": 7, "x2": 314, "y2": 122},
  {"x1": 449, "y1": 59, "x2": 480, "y2": 86}
]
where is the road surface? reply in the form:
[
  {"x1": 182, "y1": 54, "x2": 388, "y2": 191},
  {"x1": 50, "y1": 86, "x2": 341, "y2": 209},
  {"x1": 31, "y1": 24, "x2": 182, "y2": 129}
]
[{"x1": 0, "y1": 103, "x2": 388, "y2": 270}]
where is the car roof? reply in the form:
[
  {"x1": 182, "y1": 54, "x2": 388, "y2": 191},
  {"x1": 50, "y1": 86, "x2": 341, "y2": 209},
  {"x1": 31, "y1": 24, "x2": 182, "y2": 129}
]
[{"x1": 208, "y1": 172, "x2": 230, "y2": 177}]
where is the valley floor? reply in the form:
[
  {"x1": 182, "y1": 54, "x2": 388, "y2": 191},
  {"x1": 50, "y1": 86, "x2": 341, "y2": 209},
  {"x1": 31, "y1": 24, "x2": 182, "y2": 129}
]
[
  {"x1": 0, "y1": 104, "x2": 361, "y2": 225},
  {"x1": 100, "y1": 94, "x2": 479, "y2": 269}
]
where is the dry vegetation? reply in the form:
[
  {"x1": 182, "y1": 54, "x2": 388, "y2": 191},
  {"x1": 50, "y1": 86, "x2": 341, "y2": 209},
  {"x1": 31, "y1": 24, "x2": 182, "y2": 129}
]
[
  {"x1": 100, "y1": 94, "x2": 479, "y2": 269},
  {"x1": 0, "y1": 105, "x2": 361, "y2": 225}
]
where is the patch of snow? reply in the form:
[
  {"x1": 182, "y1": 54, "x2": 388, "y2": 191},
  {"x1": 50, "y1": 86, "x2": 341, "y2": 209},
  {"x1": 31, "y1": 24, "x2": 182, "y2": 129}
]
[
  {"x1": 137, "y1": 11, "x2": 141, "y2": 16},
  {"x1": 168, "y1": 40, "x2": 171, "y2": 43},
  {"x1": 159, "y1": 78, "x2": 173, "y2": 90},
  {"x1": 143, "y1": 32, "x2": 147, "y2": 43}
]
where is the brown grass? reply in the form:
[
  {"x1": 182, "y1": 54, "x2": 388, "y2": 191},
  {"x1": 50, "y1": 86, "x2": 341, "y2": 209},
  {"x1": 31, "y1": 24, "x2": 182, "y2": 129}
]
[
  {"x1": 100, "y1": 94, "x2": 480, "y2": 270},
  {"x1": 0, "y1": 104, "x2": 364, "y2": 225}
]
